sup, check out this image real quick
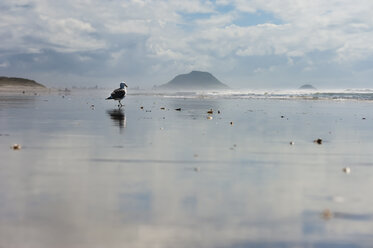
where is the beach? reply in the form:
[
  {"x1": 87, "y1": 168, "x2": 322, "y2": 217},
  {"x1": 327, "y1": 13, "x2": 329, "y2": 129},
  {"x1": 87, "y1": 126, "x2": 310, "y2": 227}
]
[{"x1": 1, "y1": 90, "x2": 373, "y2": 247}]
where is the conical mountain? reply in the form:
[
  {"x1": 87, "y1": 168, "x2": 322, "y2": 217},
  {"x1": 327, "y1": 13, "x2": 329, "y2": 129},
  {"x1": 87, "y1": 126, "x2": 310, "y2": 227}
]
[{"x1": 159, "y1": 71, "x2": 229, "y2": 90}]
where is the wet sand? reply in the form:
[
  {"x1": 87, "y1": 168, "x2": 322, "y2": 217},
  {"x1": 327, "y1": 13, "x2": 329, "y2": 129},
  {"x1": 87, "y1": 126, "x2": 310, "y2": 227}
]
[
  {"x1": 1, "y1": 90, "x2": 373, "y2": 248},
  {"x1": 0, "y1": 85, "x2": 51, "y2": 97}
]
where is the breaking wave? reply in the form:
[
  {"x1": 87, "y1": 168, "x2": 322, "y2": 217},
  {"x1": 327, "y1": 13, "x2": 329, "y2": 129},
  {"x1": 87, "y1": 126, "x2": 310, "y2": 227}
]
[{"x1": 132, "y1": 89, "x2": 373, "y2": 101}]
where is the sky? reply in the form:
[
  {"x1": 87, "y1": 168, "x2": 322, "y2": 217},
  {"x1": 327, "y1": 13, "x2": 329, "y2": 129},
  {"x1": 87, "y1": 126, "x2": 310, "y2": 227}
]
[{"x1": 1, "y1": 0, "x2": 373, "y2": 89}]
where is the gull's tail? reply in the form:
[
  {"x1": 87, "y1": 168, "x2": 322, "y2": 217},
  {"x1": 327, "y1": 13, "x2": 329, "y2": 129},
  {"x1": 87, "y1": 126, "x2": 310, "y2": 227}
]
[{"x1": 106, "y1": 96, "x2": 113, "y2": 100}]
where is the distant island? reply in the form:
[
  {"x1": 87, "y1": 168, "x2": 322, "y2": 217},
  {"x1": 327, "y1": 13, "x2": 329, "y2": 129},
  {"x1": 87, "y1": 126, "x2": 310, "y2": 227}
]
[
  {"x1": 299, "y1": 84, "x2": 317, "y2": 90},
  {"x1": 157, "y1": 71, "x2": 229, "y2": 90},
  {"x1": 0, "y1": 77, "x2": 46, "y2": 88}
]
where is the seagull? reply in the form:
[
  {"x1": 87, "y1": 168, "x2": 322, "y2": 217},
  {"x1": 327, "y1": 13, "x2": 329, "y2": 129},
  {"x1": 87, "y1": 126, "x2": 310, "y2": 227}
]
[{"x1": 106, "y1": 82, "x2": 128, "y2": 107}]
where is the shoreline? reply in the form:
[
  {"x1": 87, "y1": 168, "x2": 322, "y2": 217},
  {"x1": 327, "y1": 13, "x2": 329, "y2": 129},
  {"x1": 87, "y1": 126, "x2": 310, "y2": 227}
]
[
  {"x1": 2, "y1": 86, "x2": 373, "y2": 103},
  {"x1": 0, "y1": 85, "x2": 52, "y2": 96}
]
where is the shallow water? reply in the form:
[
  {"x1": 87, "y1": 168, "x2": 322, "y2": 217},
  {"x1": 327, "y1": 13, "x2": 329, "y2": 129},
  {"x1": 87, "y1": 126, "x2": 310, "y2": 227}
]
[{"x1": 1, "y1": 90, "x2": 373, "y2": 248}]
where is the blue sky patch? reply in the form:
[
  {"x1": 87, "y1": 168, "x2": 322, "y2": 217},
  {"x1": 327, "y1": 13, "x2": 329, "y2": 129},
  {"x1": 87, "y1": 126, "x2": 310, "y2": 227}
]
[
  {"x1": 215, "y1": 3, "x2": 235, "y2": 14},
  {"x1": 233, "y1": 10, "x2": 283, "y2": 26},
  {"x1": 178, "y1": 11, "x2": 213, "y2": 22}
]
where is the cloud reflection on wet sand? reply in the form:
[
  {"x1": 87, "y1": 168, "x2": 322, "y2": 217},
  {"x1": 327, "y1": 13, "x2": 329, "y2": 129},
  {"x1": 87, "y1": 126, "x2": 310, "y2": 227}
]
[{"x1": 1, "y1": 92, "x2": 373, "y2": 247}]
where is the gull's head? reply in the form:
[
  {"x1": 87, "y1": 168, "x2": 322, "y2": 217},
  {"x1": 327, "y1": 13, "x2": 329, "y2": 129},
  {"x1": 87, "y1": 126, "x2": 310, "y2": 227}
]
[{"x1": 120, "y1": 82, "x2": 128, "y2": 89}]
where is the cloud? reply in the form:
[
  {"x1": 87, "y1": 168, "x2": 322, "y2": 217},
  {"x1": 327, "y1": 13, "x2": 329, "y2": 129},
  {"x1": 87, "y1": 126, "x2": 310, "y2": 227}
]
[
  {"x1": 0, "y1": 62, "x2": 9, "y2": 68},
  {"x1": 1, "y1": 0, "x2": 373, "y2": 88}
]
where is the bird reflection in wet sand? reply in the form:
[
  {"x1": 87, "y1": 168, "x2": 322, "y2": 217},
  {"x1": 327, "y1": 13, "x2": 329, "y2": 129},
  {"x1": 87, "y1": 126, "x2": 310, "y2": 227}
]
[{"x1": 107, "y1": 109, "x2": 126, "y2": 131}]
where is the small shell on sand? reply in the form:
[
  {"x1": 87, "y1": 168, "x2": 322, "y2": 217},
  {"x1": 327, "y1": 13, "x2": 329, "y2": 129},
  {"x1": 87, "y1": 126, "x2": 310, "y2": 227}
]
[
  {"x1": 207, "y1": 116, "x2": 213, "y2": 120},
  {"x1": 322, "y1": 209, "x2": 333, "y2": 220},
  {"x1": 342, "y1": 167, "x2": 351, "y2": 174},
  {"x1": 11, "y1": 144, "x2": 21, "y2": 150},
  {"x1": 332, "y1": 196, "x2": 345, "y2": 203}
]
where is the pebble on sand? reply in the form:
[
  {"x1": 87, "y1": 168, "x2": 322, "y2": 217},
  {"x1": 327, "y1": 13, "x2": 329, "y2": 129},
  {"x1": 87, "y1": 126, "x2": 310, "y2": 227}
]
[
  {"x1": 207, "y1": 116, "x2": 213, "y2": 120},
  {"x1": 11, "y1": 144, "x2": 21, "y2": 150},
  {"x1": 314, "y1": 138, "x2": 323, "y2": 144},
  {"x1": 207, "y1": 109, "x2": 213, "y2": 114},
  {"x1": 230, "y1": 121, "x2": 233, "y2": 125},
  {"x1": 140, "y1": 106, "x2": 144, "y2": 109},
  {"x1": 160, "y1": 107, "x2": 165, "y2": 110},
  {"x1": 342, "y1": 167, "x2": 351, "y2": 174},
  {"x1": 194, "y1": 167, "x2": 200, "y2": 172},
  {"x1": 175, "y1": 108, "x2": 181, "y2": 111},
  {"x1": 289, "y1": 141, "x2": 295, "y2": 145}
]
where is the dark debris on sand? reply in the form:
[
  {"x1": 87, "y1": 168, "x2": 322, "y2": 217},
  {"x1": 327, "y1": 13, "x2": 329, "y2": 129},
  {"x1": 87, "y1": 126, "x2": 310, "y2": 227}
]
[{"x1": 314, "y1": 138, "x2": 323, "y2": 144}]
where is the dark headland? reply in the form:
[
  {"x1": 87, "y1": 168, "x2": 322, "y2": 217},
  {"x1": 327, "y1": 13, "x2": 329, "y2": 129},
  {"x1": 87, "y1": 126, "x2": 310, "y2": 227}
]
[
  {"x1": 157, "y1": 71, "x2": 229, "y2": 90},
  {"x1": 0, "y1": 77, "x2": 46, "y2": 89}
]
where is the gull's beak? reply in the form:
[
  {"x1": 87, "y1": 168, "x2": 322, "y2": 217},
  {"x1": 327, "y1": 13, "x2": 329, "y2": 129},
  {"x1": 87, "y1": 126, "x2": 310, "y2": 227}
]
[{"x1": 124, "y1": 83, "x2": 128, "y2": 87}]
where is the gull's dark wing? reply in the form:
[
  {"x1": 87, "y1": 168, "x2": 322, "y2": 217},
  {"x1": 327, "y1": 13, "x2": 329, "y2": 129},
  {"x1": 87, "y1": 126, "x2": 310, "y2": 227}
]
[{"x1": 111, "y1": 88, "x2": 125, "y2": 99}]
